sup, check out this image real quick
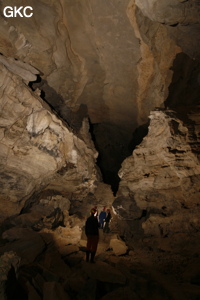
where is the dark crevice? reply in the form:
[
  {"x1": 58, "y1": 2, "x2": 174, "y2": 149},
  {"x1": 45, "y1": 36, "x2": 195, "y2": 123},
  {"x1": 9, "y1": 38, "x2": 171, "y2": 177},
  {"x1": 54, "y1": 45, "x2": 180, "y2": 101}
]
[
  {"x1": 165, "y1": 52, "x2": 200, "y2": 109},
  {"x1": 29, "y1": 78, "x2": 89, "y2": 133},
  {"x1": 128, "y1": 122, "x2": 149, "y2": 152},
  {"x1": 29, "y1": 76, "x2": 150, "y2": 196},
  {"x1": 5, "y1": 266, "x2": 27, "y2": 300},
  {"x1": 169, "y1": 23, "x2": 179, "y2": 27},
  {"x1": 89, "y1": 121, "x2": 149, "y2": 196}
]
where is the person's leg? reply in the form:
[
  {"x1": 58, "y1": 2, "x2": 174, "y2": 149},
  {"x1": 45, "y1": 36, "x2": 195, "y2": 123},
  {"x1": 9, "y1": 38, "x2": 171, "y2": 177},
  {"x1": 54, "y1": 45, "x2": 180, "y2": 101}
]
[
  {"x1": 90, "y1": 251, "x2": 96, "y2": 263},
  {"x1": 98, "y1": 219, "x2": 102, "y2": 229},
  {"x1": 103, "y1": 222, "x2": 108, "y2": 233},
  {"x1": 86, "y1": 250, "x2": 90, "y2": 262},
  {"x1": 107, "y1": 222, "x2": 110, "y2": 233},
  {"x1": 86, "y1": 236, "x2": 92, "y2": 262},
  {"x1": 90, "y1": 235, "x2": 99, "y2": 263}
]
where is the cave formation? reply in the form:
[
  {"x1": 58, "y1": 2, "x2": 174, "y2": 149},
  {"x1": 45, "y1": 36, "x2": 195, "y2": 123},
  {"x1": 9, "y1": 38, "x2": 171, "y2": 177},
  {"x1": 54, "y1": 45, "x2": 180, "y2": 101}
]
[{"x1": 0, "y1": 0, "x2": 200, "y2": 299}]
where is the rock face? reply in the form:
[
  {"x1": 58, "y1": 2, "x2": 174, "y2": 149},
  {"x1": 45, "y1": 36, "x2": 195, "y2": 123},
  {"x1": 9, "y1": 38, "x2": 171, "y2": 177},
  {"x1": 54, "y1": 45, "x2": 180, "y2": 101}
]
[
  {"x1": 0, "y1": 0, "x2": 184, "y2": 132},
  {"x1": 2, "y1": 228, "x2": 45, "y2": 265},
  {"x1": 0, "y1": 60, "x2": 99, "y2": 222},
  {"x1": 114, "y1": 108, "x2": 200, "y2": 239},
  {"x1": 0, "y1": 0, "x2": 198, "y2": 128},
  {"x1": 0, "y1": 2, "x2": 199, "y2": 299},
  {"x1": 0, "y1": 0, "x2": 199, "y2": 249},
  {"x1": 109, "y1": 235, "x2": 128, "y2": 256},
  {"x1": 0, "y1": 0, "x2": 199, "y2": 189},
  {"x1": 135, "y1": 0, "x2": 200, "y2": 60},
  {"x1": 0, "y1": 251, "x2": 21, "y2": 300}
]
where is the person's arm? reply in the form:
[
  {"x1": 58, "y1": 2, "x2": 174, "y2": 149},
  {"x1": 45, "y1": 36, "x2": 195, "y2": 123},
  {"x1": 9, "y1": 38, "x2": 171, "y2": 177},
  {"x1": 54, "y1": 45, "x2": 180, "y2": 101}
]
[
  {"x1": 95, "y1": 218, "x2": 99, "y2": 234},
  {"x1": 85, "y1": 219, "x2": 88, "y2": 236}
]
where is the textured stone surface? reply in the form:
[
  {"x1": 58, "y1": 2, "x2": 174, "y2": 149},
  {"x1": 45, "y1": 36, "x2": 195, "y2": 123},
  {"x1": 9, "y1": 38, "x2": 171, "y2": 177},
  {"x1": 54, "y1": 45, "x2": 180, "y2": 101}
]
[
  {"x1": 135, "y1": 0, "x2": 200, "y2": 25},
  {"x1": 83, "y1": 260, "x2": 126, "y2": 284},
  {"x1": 0, "y1": 251, "x2": 20, "y2": 300},
  {"x1": 100, "y1": 287, "x2": 137, "y2": 300},
  {"x1": 135, "y1": 0, "x2": 200, "y2": 59},
  {"x1": 43, "y1": 282, "x2": 70, "y2": 300},
  {"x1": 1, "y1": 0, "x2": 199, "y2": 191},
  {"x1": 1, "y1": 223, "x2": 199, "y2": 300},
  {"x1": 0, "y1": 61, "x2": 99, "y2": 221},
  {"x1": 109, "y1": 235, "x2": 128, "y2": 256},
  {"x1": 115, "y1": 108, "x2": 200, "y2": 238},
  {"x1": 1, "y1": 228, "x2": 45, "y2": 265},
  {"x1": 0, "y1": 2, "x2": 199, "y2": 299},
  {"x1": 0, "y1": 0, "x2": 182, "y2": 132}
]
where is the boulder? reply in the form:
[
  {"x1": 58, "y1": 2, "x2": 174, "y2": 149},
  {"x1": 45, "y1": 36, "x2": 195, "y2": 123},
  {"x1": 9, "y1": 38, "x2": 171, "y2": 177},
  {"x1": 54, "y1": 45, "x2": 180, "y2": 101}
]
[
  {"x1": 109, "y1": 236, "x2": 128, "y2": 256},
  {"x1": 101, "y1": 287, "x2": 137, "y2": 300},
  {"x1": 43, "y1": 282, "x2": 70, "y2": 300},
  {"x1": 42, "y1": 250, "x2": 71, "y2": 279},
  {"x1": 58, "y1": 244, "x2": 80, "y2": 257},
  {"x1": 49, "y1": 225, "x2": 82, "y2": 247},
  {"x1": 26, "y1": 282, "x2": 42, "y2": 300},
  {"x1": 82, "y1": 261, "x2": 126, "y2": 284},
  {"x1": 1, "y1": 228, "x2": 45, "y2": 265}
]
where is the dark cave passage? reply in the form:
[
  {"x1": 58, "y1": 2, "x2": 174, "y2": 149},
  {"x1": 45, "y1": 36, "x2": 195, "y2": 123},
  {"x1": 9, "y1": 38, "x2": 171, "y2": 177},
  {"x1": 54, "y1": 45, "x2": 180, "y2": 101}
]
[
  {"x1": 29, "y1": 77, "x2": 150, "y2": 196},
  {"x1": 90, "y1": 122, "x2": 149, "y2": 195},
  {"x1": 165, "y1": 52, "x2": 200, "y2": 109}
]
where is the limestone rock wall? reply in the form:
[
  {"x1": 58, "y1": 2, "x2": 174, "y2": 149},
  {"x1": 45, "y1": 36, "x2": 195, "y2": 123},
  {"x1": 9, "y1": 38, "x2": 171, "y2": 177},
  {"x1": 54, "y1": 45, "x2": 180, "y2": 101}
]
[
  {"x1": 0, "y1": 0, "x2": 182, "y2": 133},
  {"x1": 135, "y1": 0, "x2": 200, "y2": 60},
  {"x1": 1, "y1": 0, "x2": 199, "y2": 193},
  {"x1": 0, "y1": 0, "x2": 199, "y2": 232},
  {"x1": 0, "y1": 61, "x2": 99, "y2": 221},
  {"x1": 114, "y1": 108, "x2": 200, "y2": 238}
]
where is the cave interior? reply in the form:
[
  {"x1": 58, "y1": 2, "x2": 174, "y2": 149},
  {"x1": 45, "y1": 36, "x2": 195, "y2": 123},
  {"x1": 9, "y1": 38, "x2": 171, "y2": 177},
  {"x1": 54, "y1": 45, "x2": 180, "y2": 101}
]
[{"x1": 0, "y1": 0, "x2": 200, "y2": 299}]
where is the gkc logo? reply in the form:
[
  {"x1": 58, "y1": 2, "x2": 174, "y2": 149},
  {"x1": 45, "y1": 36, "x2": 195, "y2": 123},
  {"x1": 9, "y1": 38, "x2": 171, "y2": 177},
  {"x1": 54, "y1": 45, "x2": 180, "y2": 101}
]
[{"x1": 3, "y1": 6, "x2": 33, "y2": 17}]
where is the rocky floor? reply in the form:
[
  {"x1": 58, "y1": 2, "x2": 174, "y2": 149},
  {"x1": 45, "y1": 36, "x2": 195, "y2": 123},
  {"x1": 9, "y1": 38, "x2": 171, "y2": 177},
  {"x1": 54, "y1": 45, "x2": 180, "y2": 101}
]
[{"x1": 1, "y1": 227, "x2": 200, "y2": 300}]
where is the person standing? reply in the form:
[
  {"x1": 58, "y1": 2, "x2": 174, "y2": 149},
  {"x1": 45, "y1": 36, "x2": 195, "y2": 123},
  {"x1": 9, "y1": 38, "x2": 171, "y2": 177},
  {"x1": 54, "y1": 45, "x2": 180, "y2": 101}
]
[
  {"x1": 103, "y1": 209, "x2": 111, "y2": 233},
  {"x1": 98, "y1": 207, "x2": 106, "y2": 229},
  {"x1": 85, "y1": 208, "x2": 99, "y2": 263}
]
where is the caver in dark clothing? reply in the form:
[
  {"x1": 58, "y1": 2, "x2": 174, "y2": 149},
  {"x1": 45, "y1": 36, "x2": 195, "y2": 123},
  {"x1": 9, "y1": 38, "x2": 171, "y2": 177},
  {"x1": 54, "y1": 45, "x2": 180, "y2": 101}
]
[
  {"x1": 85, "y1": 213, "x2": 99, "y2": 236},
  {"x1": 99, "y1": 208, "x2": 106, "y2": 229},
  {"x1": 103, "y1": 209, "x2": 111, "y2": 233},
  {"x1": 85, "y1": 209, "x2": 99, "y2": 263}
]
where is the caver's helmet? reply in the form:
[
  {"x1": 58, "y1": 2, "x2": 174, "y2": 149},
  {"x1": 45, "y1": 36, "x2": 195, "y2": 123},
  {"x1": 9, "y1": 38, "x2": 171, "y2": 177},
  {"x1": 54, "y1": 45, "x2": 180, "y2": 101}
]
[{"x1": 91, "y1": 209, "x2": 96, "y2": 214}]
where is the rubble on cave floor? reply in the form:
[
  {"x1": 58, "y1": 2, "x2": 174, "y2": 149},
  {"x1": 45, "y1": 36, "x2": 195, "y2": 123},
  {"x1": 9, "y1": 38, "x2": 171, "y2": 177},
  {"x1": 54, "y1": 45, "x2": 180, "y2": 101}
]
[{"x1": 1, "y1": 225, "x2": 200, "y2": 300}]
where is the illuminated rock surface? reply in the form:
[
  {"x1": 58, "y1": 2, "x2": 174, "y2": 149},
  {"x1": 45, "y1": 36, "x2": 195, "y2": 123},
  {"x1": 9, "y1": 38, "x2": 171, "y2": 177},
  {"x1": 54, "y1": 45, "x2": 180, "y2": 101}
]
[
  {"x1": 0, "y1": 0, "x2": 200, "y2": 299},
  {"x1": 115, "y1": 108, "x2": 200, "y2": 239}
]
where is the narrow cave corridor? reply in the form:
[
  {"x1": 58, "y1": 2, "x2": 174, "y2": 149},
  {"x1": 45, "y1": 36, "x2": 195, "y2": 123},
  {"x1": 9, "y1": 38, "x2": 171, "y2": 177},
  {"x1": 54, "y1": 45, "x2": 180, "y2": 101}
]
[
  {"x1": 30, "y1": 76, "x2": 149, "y2": 196},
  {"x1": 90, "y1": 122, "x2": 149, "y2": 195}
]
